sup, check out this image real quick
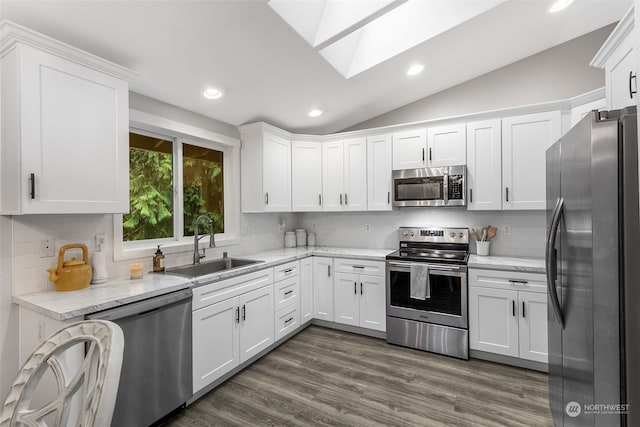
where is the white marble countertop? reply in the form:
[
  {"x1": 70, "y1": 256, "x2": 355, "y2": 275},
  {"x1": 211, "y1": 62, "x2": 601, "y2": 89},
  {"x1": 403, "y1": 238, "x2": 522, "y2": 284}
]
[
  {"x1": 14, "y1": 246, "x2": 394, "y2": 320},
  {"x1": 468, "y1": 255, "x2": 545, "y2": 274}
]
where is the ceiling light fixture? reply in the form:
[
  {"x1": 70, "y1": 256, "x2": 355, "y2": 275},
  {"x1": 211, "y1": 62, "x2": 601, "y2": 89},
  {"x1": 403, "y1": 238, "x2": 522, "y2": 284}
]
[
  {"x1": 203, "y1": 87, "x2": 224, "y2": 100},
  {"x1": 549, "y1": 0, "x2": 574, "y2": 13},
  {"x1": 308, "y1": 109, "x2": 323, "y2": 117},
  {"x1": 406, "y1": 64, "x2": 424, "y2": 76}
]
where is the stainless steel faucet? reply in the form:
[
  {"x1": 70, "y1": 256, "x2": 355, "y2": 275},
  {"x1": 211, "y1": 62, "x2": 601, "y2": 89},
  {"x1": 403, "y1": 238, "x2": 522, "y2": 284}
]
[{"x1": 193, "y1": 215, "x2": 215, "y2": 264}]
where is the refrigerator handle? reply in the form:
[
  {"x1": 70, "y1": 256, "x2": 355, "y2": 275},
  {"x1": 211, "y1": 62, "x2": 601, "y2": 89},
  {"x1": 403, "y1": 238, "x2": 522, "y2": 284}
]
[{"x1": 546, "y1": 197, "x2": 565, "y2": 328}]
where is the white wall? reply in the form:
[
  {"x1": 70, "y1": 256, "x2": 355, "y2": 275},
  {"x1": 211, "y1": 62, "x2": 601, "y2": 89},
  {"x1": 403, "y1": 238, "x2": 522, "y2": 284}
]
[
  {"x1": 298, "y1": 209, "x2": 546, "y2": 258},
  {"x1": 345, "y1": 25, "x2": 614, "y2": 132}
]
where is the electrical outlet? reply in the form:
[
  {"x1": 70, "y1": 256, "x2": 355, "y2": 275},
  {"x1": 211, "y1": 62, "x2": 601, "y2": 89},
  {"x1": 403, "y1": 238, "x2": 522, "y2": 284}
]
[
  {"x1": 504, "y1": 225, "x2": 511, "y2": 235},
  {"x1": 40, "y1": 239, "x2": 55, "y2": 258},
  {"x1": 95, "y1": 234, "x2": 106, "y2": 250}
]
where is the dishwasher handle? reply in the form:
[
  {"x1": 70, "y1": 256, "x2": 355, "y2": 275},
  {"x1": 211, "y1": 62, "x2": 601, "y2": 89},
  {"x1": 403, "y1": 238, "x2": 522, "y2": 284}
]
[{"x1": 86, "y1": 288, "x2": 192, "y2": 321}]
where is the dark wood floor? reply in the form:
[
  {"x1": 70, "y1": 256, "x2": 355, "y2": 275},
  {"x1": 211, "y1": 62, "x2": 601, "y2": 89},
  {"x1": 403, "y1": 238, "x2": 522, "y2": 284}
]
[{"x1": 163, "y1": 326, "x2": 554, "y2": 427}]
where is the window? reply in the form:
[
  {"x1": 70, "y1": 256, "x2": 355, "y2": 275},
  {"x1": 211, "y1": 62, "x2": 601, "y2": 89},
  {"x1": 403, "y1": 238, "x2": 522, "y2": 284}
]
[{"x1": 123, "y1": 130, "x2": 225, "y2": 243}]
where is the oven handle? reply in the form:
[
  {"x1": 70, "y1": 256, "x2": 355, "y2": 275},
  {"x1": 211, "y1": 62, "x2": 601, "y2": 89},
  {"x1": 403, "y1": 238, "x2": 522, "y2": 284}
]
[{"x1": 386, "y1": 261, "x2": 465, "y2": 272}]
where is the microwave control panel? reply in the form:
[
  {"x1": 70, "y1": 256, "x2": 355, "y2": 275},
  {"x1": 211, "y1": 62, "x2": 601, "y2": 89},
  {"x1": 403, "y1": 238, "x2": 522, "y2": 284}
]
[{"x1": 448, "y1": 175, "x2": 464, "y2": 200}]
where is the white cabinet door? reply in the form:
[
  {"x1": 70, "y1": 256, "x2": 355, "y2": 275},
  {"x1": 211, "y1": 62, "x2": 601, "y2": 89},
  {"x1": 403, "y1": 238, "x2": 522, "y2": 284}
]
[
  {"x1": 322, "y1": 141, "x2": 345, "y2": 211},
  {"x1": 343, "y1": 137, "x2": 367, "y2": 211},
  {"x1": 427, "y1": 124, "x2": 466, "y2": 167},
  {"x1": 469, "y1": 286, "x2": 519, "y2": 357},
  {"x1": 291, "y1": 141, "x2": 323, "y2": 212},
  {"x1": 299, "y1": 257, "x2": 314, "y2": 325},
  {"x1": 466, "y1": 119, "x2": 502, "y2": 210},
  {"x1": 518, "y1": 291, "x2": 548, "y2": 363},
  {"x1": 6, "y1": 44, "x2": 129, "y2": 214},
  {"x1": 392, "y1": 129, "x2": 426, "y2": 170},
  {"x1": 313, "y1": 257, "x2": 334, "y2": 321},
  {"x1": 367, "y1": 134, "x2": 392, "y2": 211},
  {"x1": 502, "y1": 111, "x2": 561, "y2": 210},
  {"x1": 359, "y1": 274, "x2": 386, "y2": 332},
  {"x1": 262, "y1": 132, "x2": 291, "y2": 212},
  {"x1": 192, "y1": 297, "x2": 239, "y2": 393},
  {"x1": 333, "y1": 272, "x2": 359, "y2": 327},
  {"x1": 239, "y1": 285, "x2": 274, "y2": 363}
]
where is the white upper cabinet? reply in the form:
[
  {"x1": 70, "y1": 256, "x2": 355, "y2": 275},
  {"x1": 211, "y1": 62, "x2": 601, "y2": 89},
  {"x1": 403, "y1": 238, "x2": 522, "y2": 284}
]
[
  {"x1": 466, "y1": 119, "x2": 502, "y2": 211},
  {"x1": 427, "y1": 124, "x2": 466, "y2": 167},
  {"x1": 240, "y1": 124, "x2": 292, "y2": 212},
  {"x1": 591, "y1": 6, "x2": 636, "y2": 110},
  {"x1": 322, "y1": 141, "x2": 345, "y2": 211},
  {"x1": 367, "y1": 134, "x2": 392, "y2": 211},
  {"x1": 343, "y1": 138, "x2": 367, "y2": 211},
  {"x1": 502, "y1": 111, "x2": 561, "y2": 210},
  {"x1": 392, "y1": 128, "x2": 426, "y2": 170},
  {"x1": 0, "y1": 22, "x2": 134, "y2": 214},
  {"x1": 291, "y1": 140, "x2": 323, "y2": 212},
  {"x1": 322, "y1": 138, "x2": 367, "y2": 211}
]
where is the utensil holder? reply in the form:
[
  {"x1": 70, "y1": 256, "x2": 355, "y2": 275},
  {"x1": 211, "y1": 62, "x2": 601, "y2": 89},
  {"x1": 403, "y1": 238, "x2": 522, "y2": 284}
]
[{"x1": 476, "y1": 241, "x2": 491, "y2": 256}]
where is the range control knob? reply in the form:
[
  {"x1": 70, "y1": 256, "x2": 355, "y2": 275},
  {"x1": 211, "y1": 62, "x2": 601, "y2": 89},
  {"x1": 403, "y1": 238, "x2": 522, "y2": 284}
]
[
  {"x1": 458, "y1": 232, "x2": 464, "y2": 238},
  {"x1": 410, "y1": 231, "x2": 415, "y2": 237},
  {"x1": 449, "y1": 232, "x2": 456, "y2": 238},
  {"x1": 402, "y1": 230, "x2": 409, "y2": 237}
]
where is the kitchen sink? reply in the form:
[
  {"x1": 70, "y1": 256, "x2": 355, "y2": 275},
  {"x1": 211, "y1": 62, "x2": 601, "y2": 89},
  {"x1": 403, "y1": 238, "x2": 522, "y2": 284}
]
[{"x1": 165, "y1": 257, "x2": 263, "y2": 278}]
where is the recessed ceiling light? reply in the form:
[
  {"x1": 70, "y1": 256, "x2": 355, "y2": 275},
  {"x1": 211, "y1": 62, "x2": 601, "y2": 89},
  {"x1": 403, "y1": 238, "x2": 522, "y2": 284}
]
[
  {"x1": 308, "y1": 109, "x2": 323, "y2": 117},
  {"x1": 406, "y1": 64, "x2": 424, "y2": 76},
  {"x1": 203, "y1": 87, "x2": 224, "y2": 100},
  {"x1": 549, "y1": 0, "x2": 574, "y2": 13}
]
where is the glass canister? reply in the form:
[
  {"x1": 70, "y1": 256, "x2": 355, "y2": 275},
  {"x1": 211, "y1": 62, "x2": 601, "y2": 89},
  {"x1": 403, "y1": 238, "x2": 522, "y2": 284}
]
[
  {"x1": 295, "y1": 229, "x2": 307, "y2": 246},
  {"x1": 284, "y1": 232, "x2": 296, "y2": 248}
]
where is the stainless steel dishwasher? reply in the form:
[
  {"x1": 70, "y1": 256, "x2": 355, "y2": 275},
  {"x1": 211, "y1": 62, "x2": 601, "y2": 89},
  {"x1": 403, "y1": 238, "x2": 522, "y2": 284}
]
[{"x1": 86, "y1": 288, "x2": 192, "y2": 426}]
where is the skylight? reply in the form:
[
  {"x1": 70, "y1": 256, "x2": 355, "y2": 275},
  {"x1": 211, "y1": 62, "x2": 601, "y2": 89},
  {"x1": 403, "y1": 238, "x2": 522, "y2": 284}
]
[{"x1": 269, "y1": 0, "x2": 507, "y2": 79}]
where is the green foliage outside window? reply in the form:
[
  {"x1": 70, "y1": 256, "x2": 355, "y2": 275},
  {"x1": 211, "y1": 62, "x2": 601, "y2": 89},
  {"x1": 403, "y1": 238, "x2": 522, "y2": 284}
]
[{"x1": 123, "y1": 134, "x2": 224, "y2": 242}]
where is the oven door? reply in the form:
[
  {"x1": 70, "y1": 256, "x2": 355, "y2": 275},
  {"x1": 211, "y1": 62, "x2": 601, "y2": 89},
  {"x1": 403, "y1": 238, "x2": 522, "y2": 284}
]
[{"x1": 386, "y1": 260, "x2": 467, "y2": 329}]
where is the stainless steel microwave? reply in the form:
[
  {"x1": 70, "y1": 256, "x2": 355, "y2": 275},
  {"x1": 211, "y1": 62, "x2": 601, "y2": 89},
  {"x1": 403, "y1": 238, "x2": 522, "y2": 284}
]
[{"x1": 392, "y1": 166, "x2": 466, "y2": 207}]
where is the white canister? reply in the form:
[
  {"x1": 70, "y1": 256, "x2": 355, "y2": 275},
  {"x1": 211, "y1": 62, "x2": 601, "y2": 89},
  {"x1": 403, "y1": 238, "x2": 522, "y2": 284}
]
[
  {"x1": 476, "y1": 241, "x2": 491, "y2": 256},
  {"x1": 307, "y1": 232, "x2": 316, "y2": 246},
  {"x1": 284, "y1": 232, "x2": 296, "y2": 248},
  {"x1": 295, "y1": 229, "x2": 307, "y2": 246}
]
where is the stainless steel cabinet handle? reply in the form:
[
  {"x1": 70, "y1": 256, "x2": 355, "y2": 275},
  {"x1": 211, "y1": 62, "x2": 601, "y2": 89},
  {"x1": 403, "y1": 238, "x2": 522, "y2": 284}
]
[
  {"x1": 387, "y1": 191, "x2": 390, "y2": 204},
  {"x1": 345, "y1": 193, "x2": 348, "y2": 205},
  {"x1": 508, "y1": 279, "x2": 528, "y2": 285},
  {"x1": 328, "y1": 265, "x2": 331, "y2": 277},
  {"x1": 283, "y1": 268, "x2": 293, "y2": 274},
  {"x1": 29, "y1": 173, "x2": 35, "y2": 199},
  {"x1": 630, "y1": 71, "x2": 637, "y2": 99},
  {"x1": 265, "y1": 192, "x2": 269, "y2": 205},
  {"x1": 522, "y1": 301, "x2": 526, "y2": 318},
  {"x1": 236, "y1": 307, "x2": 240, "y2": 324},
  {"x1": 319, "y1": 194, "x2": 322, "y2": 205},
  {"x1": 360, "y1": 282, "x2": 363, "y2": 295},
  {"x1": 339, "y1": 193, "x2": 343, "y2": 205},
  {"x1": 505, "y1": 187, "x2": 509, "y2": 202},
  {"x1": 284, "y1": 317, "x2": 294, "y2": 325},
  {"x1": 429, "y1": 147, "x2": 432, "y2": 162},
  {"x1": 422, "y1": 148, "x2": 425, "y2": 162},
  {"x1": 469, "y1": 188, "x2": 473, "y2": 203},
  {"x1": 242, "y1": 304, "x2": 246, "y2": 321},
  {"x1": 284, "y1": 290, "x2": 293, "y2": 297},
  {"x1": 352, "y1": 265, "x2": 365, "y2": 269},
  {"x1": 512, "y1": 300, "x2": 515, "y2": 317},
  {"x1": 354, "y1": 281, "x2": 357, "y2": 295}
]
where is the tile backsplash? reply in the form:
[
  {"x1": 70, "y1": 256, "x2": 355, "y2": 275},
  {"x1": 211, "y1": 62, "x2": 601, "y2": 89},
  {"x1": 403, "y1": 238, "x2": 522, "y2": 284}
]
[{"x1": 10, "y1": 208, "x2": 545, "y2": 296}]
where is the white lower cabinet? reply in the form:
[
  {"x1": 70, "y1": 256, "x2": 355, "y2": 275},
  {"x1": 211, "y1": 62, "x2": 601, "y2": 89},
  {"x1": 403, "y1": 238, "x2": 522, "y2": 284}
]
[
  {"x1": 334, "y1": 272, "x2": 385, "y2": 332},
  {"x1": 469, "y1": 269, "x2": 548, "y2": 364},
  {"x1": 300, "y1": 257, "x2": 314, "y2": 324},
  {"x1": 192, "y1": 270, "x2": 274, "y2": 394},
  {"x1": 313, "y1": 257, "x2": 334, "y2": 321}
]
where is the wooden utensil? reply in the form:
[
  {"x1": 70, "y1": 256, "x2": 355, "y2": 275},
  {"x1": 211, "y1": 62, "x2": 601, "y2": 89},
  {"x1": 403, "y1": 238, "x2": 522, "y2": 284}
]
[
  {"x1": 486, "y1": 226, "x2": 497, "y2": 241},
  {"x1": 481, "y1": 227, "x2": 488, "y2": 241},
  {"x1": 471, "y1": 229, "x2": 482, "y2": 241}
]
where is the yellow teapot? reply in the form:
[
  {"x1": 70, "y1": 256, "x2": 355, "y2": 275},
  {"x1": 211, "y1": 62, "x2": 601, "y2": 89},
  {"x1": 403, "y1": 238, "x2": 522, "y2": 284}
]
[{"x1": 47, "y1": 243, "x2": 93, "y2": 291}]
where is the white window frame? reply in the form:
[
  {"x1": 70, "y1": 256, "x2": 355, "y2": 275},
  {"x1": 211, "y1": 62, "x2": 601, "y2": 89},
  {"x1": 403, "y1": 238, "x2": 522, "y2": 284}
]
[{"x1": 113, "y1": 109, "x2": 241, "y2": 261}]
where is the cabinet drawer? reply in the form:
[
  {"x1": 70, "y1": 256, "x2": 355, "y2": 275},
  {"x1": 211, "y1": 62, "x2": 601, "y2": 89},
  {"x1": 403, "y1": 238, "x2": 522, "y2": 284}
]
[
  {"x1": 274, "y1": 305, "x2": 299, "y2": 342},
  {"x1": 274, "y1": 276, "x2": 299, "y2": 311},
  {"x1": 334, "y1": 259, "x2": 384, "y2": 276},
  {"x1": 469, "y1": 269, "x2": 546, "y2": 293},
  {"x1": 192, "y1": 268, "x2": 274, "y2": 311},
  {"x1": 274, "y1": 261, "x2": 299, "y2": 281}
]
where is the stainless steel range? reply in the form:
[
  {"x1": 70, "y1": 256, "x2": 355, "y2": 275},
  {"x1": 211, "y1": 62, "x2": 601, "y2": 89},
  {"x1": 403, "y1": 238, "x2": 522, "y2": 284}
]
[{"x1": 386, "y1": 227, "x2": 469, "y2": 359}]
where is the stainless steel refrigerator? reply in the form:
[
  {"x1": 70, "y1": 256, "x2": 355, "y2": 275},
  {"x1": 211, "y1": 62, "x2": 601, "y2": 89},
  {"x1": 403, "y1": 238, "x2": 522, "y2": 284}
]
[{"x1": 546, "y1": 106, "x2": 640, "y2": 426}]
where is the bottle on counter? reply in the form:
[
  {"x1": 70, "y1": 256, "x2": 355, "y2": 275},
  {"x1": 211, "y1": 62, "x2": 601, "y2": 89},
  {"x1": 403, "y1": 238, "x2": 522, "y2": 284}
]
[{"x1": 153, "y1": 245, "x2": 165, "y2": 272}]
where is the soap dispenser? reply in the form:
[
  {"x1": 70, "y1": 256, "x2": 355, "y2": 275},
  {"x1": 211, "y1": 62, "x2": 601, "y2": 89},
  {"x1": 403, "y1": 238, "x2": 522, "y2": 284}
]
[{"x1": 153, "y1": 245, "x2": 165, "y2": 272}]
